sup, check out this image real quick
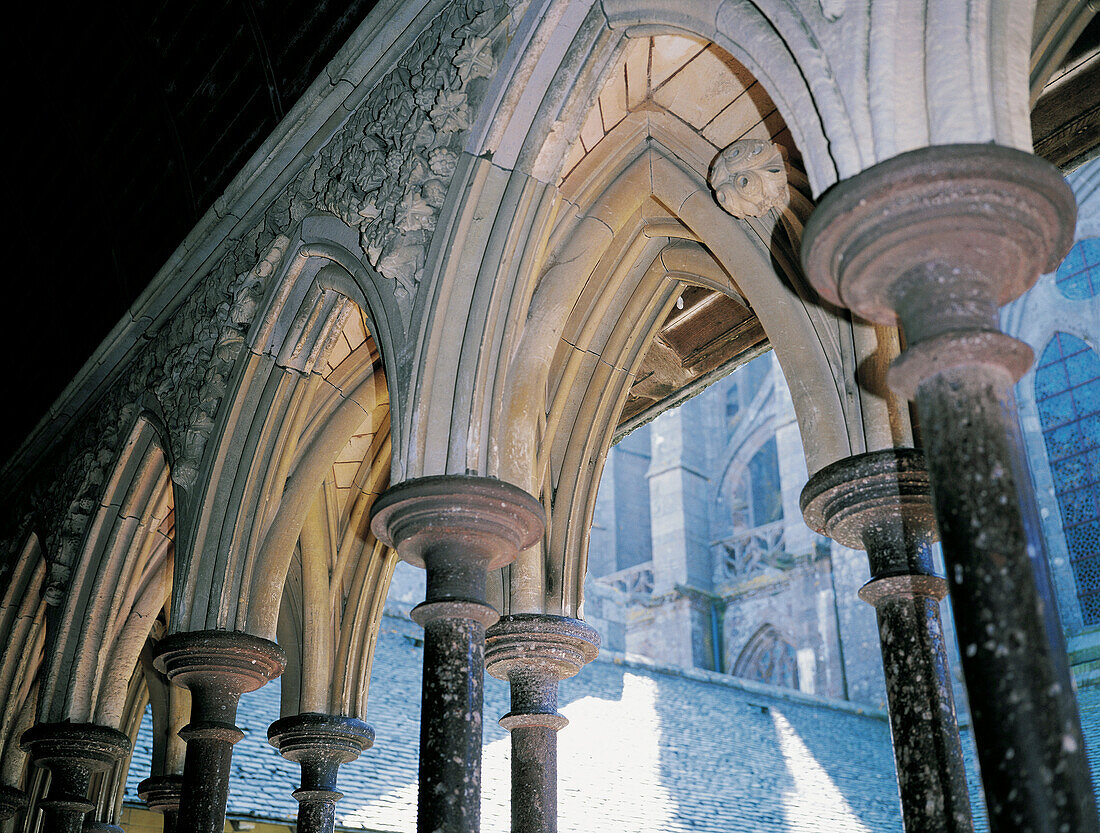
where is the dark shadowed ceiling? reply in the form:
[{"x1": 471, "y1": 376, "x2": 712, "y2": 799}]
[
  {"x1": 8, "y1": 0, "x2": 378, "y2": 460},
  {"x1": 5, "y1": 3, "x2": 1098, "y2": 464}
]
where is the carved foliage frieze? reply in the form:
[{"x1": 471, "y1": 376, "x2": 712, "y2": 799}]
[
  {"x1": 3, "y1": 0, "x2": 520, "y2": 597},
  {"x1": 295, "y1": 0, "x2": 511, "y2": 302}
]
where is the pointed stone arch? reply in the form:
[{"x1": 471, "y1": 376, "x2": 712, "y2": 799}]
[
  {"x1": 0, "y1": 534, "x2": 48, "y2": 803},
  {"x1": 168, "y1": 214, "x2": 404, "y2": 638},
  {"x1": 38, "y1": 415, "x2": 174, "y2": 729},
  {"x1": 733, "y1": 623, "x2": 800, "y2": 689}
]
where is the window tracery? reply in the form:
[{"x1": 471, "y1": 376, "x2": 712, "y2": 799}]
[
  {"x1": 1035, "y1": 332, "x2": 1100, "y2": 624},
  {"x1": 1054, "y1": 238, "x2": 1099, "y2": 300},
  {"x1": 733, "y1": 624, "x2": 799, "y2": 689}
]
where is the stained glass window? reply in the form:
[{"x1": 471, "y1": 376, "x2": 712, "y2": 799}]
[
  {"x1": 733, "y1": 624, "x2": 799, "y2": 689},
  {"x1": 1035, "y1": 333, "x2": 1100, "y2": 625},
  {"x1": 1054, "y1": 238, "x2": 1099, "y2": 300}
]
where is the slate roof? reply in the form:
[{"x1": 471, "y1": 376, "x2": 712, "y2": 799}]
[{"x1": 125, "y1": 610, "x2": 1098, "y2": 832}]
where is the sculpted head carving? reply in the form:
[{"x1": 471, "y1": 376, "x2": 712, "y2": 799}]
[{"x1": 709, "y1": 140, "x2": 789, "y2": 219}]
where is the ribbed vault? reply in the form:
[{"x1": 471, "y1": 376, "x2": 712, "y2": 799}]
[{"x1": 479, "y1": 33, "x2": 913, "y2": 618}]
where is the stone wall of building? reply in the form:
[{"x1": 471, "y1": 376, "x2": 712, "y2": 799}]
[{"x1": 585, "y1": 352, "x2": 891, "y2": 706}]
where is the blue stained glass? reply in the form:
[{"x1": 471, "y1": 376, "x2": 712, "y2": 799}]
[
  {"x1": 1067, "y1": 350, "x2": 1098, "y2": 388},
  {"x1": 1043, "y1": 390, "x2": 1076, "y2": 428},
  {"x1": 1083, "y1": 414, "x2": 1100, "y2": 443},
  {"x1": 1048, "y1": 424, "x2": 1080, "y2": 461},
  {"x1": 1055, "y1": 239, "x2": 1100, "y2": 300},
  {"x1": 1036, "y1": 332, "x2": 1100, "y2": 625},
  {"x1": 1082, "y1": 595, "x2": 1100, "y2": 623},
  {"x1": 1036, "y1": 363, "x2": 1068, "y2": 399},
  {"x1": 1075, "y1": 555, "x2": 1100, "y2": 590},
  {"x1": 1055, "y1": 455, "x2": 1088, "y2": 491},
  {"x1": 1067, "y1": 520, "x2": 1100, "y2": 554},
  {"x1": 1078, "y1": 380, "x2": 1100, "y2": 416},
  {"x1": 1061, "y1": 487, "x2": 1096, "y2": 526}
]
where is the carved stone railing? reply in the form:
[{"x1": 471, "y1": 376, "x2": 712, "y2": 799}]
[
  {"x1": 718, "y1": 521, "x2": 787, "y2": 579},
  {"x1": 597, "y1": 562, "x2": 655, "y2": 595}
]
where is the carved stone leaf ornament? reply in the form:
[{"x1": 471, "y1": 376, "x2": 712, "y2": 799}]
[
  {"x1": 1, "y1": 0, "x2": 518, "y2": 589},
  {"x1": 710, "y1": 140, "x2": 791, "y2": 219},
  {"x1": 297, "y1": 0, "x2": 510, "y2": 301}
]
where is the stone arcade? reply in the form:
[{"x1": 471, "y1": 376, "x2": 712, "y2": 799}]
[{"x1": 1, "y1": 2, "x2": 1098, "y2": 833}]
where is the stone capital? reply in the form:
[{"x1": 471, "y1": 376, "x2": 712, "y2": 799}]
[
  {"x1": 267, "y1": 713, "x2": 375, "y2": 768},
  {"x1": 370, "y1": 475, "x2": 545, "y2": 572},
  {"x1": 800, "y1": 448, "x2": 937, "y2": 552},
  {"x1": 21, "y1": 722, "x2": 130, "y2": 778},
  {"x1": 487, "y1": 615, "x2": 600, "y2": 732},
  {"x1": 153, "y1": 630, "x2": 286, "y2": 698},
  {"x1": 137, "y1": 774, "x2": 184, "y2": 815},
  {"x1": 485, "y1": 614, "x2": 600, "y2": 683},
  {"x1": 0, "y1": 785, "x2": 26, "y2": 821},
  {"x1": 801, "y1": 144, "x2": 1074, "y2": 325}
]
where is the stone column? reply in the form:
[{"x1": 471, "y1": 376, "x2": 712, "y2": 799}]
[
  {"x1": 0, "y1": 785, "x2": 26, "y2": 822},
  {"x1": 137, "y1": 773, "x2": 183, "y2": 833},
  {"x1": 802, "y1": 448, "x2": 972, "y2": 833},
  {"x1": 153, "y1": 630, "x2": 285, "y2": 833},
  {"x1": 19, "y1": 723, "x2": 129, "y2": 833},
  {"x1": 486, "y1": 615, "x2": 599, "y2": 833},
  {"x1": 371, "y1": 475, "x2": 545, "y2": 833},
  {"x1": 268, "y1": 713, "x2": 375, "y2": 833},
  {"x1": 802, "y1": 144, "x2": 1098, "y2": 833}
]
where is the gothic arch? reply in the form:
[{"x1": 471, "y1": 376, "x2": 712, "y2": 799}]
[
  {"x1": 38, "y1": 415, "x2": 174, "y2": 729},
  {"x1": 0, "y1": 535, "x2": 48, "y2": 803},
  {"x1": 452, "y1": 58, "x2": 891, "y2": 616},
  {"x1": 733, "y1": 623, "x2": 800, "y2": 689},
  {"x1": 169, "y1": 214, "x2": 404, "y2": 639}
]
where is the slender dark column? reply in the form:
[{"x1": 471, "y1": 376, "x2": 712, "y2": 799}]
[
  {"x1": 371, "y1": 475, "x2": 545, "y2": 833},
  {"x1": 0, "y1": 785, "x2": 26, "y2": 821},
  {"x1": 268, "y1": 713, "x2": 375, "y2": 833},
  {"x1": 802, "y1": 448, "x2": 972, "y2": 833},
  {"x1": 486, "y1": 614, "x2": 599, "y2": 833},
  {"x1": 138, "y1": 773, "x2": 183, "y2": 833},
  {"x1": 153, "y1": 630, "x2": 285, "y2": 833},
  {"x1": 19, "y1": 723, "x2": 129, "y2": 833},
  {"x1": 802, "y1": 144, "x2": 1098, "y2": 833}
]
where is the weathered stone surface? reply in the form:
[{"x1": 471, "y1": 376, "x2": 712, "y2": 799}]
[
  {"x1": 154, "y1": 630, "x2": 286, "y2": 833},
  {"x1": 802, "y1": 449, "x2": 973, "y2": 833},
  {"x1": 137, "y1": 773, "x2": 183, "y2": 833},
  {"x1": 371, "y1": 474, "x2": 545, "y2": 833},
  {"x1": 486, "y1": 614, "x2": 599, "y2": 833},
  {"x1": 269, "y1": 713, "x2": 375, "y2": 833},
  {"x1": 20, "y1": 722, "x2": 130, "y2": 833},
  {"x1": 802, "y1": 144, "x2": 1097, "y2": 833},
  {"x1": 710, "y1": 140, "x2": 790, "y2": 219}
]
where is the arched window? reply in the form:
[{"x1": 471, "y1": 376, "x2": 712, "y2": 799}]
[
  {"x1": 733, "y1": 624, "x2": 799, "y2": 689},
  {"x1": 725, "y1": 381, "x2": 741, "y2": 430},
  {"x1": 1035, "y1": 333, "x2": 1100, "y2": 625},
  {"x1": 1054, "y1": 238, "x2": 1099, "y2": 300},
  {"x1": 748, "y1": 438, "x2": 783, "y2": 526}
]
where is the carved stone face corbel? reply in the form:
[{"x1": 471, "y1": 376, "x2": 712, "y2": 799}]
[{"x1": 709, "y1": 140, "x2": 790, "y2": 219}]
